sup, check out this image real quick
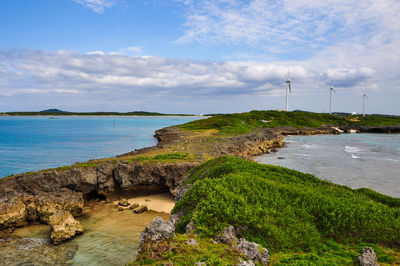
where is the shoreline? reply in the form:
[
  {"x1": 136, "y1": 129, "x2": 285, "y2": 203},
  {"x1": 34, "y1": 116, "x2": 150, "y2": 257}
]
[{"x1": 1, "y1": 111, "x2": 400, "y2": 264}]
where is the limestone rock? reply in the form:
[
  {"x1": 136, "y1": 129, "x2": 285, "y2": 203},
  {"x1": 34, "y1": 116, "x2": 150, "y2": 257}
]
[
  {"x1": 216, "y1": 226, "x2": 238, "y2": 245},
  {"x1": 236, "y1": 238, "x2": 269, "y2": 265},
  {"x1": 185, "y1": 220, "x2": 196, "y2": 233},
  {"x1": 358, "y1": 247, "x2": 379, "y2": 266},
  {"x1": 133, "y1": 205, "x2": 148, "y2": 213},
  {"x1": 236, "y1": 259, "x2": 255, "y2": 266},
  {"x1": 0, "y1": 198, "x2": 27, "y2": 229},
  {"x1": 139, "y1": 216, "x2": 174, "y2": 243},
  {"x1": 49, "y1": 210, "x2": 84, "y2": 245},
  {"x1": 185, "y1": 238, "x2": 198, "y2": 246},
  {"x1": 118, "y1": 199, "x2": 130, "y2": 207},
  {"x1": 129, "y1": 203, "x2": 139, "y2": 209}
]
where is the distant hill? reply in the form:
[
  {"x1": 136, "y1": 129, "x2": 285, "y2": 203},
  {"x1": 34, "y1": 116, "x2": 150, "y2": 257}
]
[
  {"x1": 39, "y1": 109, "x2": 68, "y2": 113},
  {"x1": 2, "y1": 110, "x2": 194, "y2": 116}
]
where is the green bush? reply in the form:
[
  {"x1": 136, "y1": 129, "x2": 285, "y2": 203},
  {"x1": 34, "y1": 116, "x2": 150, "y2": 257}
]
[{"x1": 173, "y1": 156, "x2": 400, "y2": 252}]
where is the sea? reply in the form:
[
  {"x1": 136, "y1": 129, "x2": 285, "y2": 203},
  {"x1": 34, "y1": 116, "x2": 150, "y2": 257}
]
[
  {"x1": 256, "y1": 133, "x2": 400, "y2": 198},
  {"x1": 0, "y1": 116, "x2": 203, "y2": 177}
]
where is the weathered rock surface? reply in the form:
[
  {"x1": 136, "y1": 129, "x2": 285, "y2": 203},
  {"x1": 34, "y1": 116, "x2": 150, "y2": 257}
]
[
  {"x1": 0, "y1": 189, "x2": 83, "y2": 230},
  {"x1": 185, "y1": 238, "x2": 198, "y2": 246},
  {"x1": 216, "y1": 226, "x2": 238, "y2": 245},
  {"x1": 133, "y1": 205, "x2": 148, "y2": 213},
  {"x1": 49, "y1": 210, "x2": 84, "y2": 245},
  {"x1": 118, "y1": 199, "x2": 130, "y2": 207},
  {"x1": 138, "y1": 216, "x2": 174, "y2": 245},
  {"x1": 236, "y1": 259, "x2": 255, "y2": 266},
  {"x1": 358, "y1": 247, "x2": 379, "y2": 266},
  {"x1": 236, "y1": 238, "x2": 269, "y2": 265}
]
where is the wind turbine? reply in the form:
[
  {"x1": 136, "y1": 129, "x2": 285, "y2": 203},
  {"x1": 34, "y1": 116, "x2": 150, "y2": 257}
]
[
  {"x1": 285, "y1": 71, "x2": 292, "y2": 111},
  {"x1": 362, "y1": 92, "x2": 368, "y2": 117},
  {"x1": 329, "y1": 82, "x2": 336, "y2": 114}
]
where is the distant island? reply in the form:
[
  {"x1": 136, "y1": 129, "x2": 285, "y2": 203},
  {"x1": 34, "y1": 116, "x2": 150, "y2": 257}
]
[{"x1": 0, "y1": 109, "x2": 197, "y2": 116}]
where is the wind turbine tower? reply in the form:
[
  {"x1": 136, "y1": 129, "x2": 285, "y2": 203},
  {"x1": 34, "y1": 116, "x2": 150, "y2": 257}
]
[
  {"x1": 362, "y1": 93, "x2": 368, "y2": 117},
  {"x1": 329, "y1": 83, "x2": 336, "y2": 114},
  {"x1": 285, "y1": 71, "x2": 292, "y2": 111}
]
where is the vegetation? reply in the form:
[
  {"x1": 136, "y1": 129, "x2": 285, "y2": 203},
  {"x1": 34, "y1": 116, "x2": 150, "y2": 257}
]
[
  {"x1": 133, "y1": 233, "x2": 245, "y2": 265},
  {"x1": 126, "y1": 152, "x2": 191, "y2": 163},
  {"x1": 179, "y1": 110, "x2": 400, "y2": 135},
  {"x1": 169, "y1": 156, "x2": 400, "y2": 263}
]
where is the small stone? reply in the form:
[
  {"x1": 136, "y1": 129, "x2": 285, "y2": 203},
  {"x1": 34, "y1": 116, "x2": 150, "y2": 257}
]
[
  {"x1": 194, "y1": 262, "x2": 206, "y2": 266},
  {"x1": 236, "y1": 259, "x2": 255, "y2": 266},
  {"x1": 133, "y1": 205, "x2": 148, "y2": 213},
  {"x1": 118, "y1": 199, "x2": 130, "y2": 207},
  {"x1": 118, "y1": 206, "x2": 124, "y2": 211},
  {"x1": 145, "y1": 199, "x2": 151, "y2": 202},
  {"x1": 185, "y1": 238, "x2": 198, "y2": 246},
  {"x1": 277, "y1": 157, "x2": 284, "y2": 160},
  {"x1": 129, "y1": 203, "x2": 139, "y2": 209},
  {"x1": 358, "y1": 247, "x2": 379, "y2": 266}
]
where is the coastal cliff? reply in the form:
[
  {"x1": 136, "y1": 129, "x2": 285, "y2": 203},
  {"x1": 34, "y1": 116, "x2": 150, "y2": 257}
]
[{"x1": 1, "y1": 110, "x2": 400, "y2": 262}]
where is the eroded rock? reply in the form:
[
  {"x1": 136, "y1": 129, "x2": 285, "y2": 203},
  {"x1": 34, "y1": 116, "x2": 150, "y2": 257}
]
[
  {"x1": 185, "y1": 238, "x2": 198, "y2": 246},
  {"x1": 139, "y1": 216, "x2": 174, "y2": 243},
  {"x1": 358, "y1": 247, "x2": 379, "y2": 266},
  {"x1": 49, "y1": 210, "x2": 84, "y2": 245},
  {"x1": 118, "y1": 199, "x2": 130, "y2": 207},
  {"x1": 236, "y1": 238, "x2": 269, "y2": 265},
  {"x1": 216, "y1": 226, "x2": 238, "y2": 245},
  {"x1": 133, "y1": 205, "x2": 148, "y2": 213}
]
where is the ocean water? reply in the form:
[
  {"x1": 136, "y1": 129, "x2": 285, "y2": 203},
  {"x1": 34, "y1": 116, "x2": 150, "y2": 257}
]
[
  {"x1": 255, "y1": 133, "x2": 400, "y2": 198},
  {"x1": 0, "y1": 116, "x2": 203, "y2": 177}
]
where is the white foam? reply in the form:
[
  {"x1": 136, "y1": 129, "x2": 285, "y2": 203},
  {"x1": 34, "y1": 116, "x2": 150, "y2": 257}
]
[{"x1": 345, "y1": 145, "x2": 361, "y2": 153}]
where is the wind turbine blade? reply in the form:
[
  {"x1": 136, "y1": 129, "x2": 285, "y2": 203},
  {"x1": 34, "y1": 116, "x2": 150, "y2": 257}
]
[
  {"x1": 288, "y1": 82, "x2": 291, "y2": 93},
  {"x1": 333, "y1": 88, "x2": 336, "y2": 93}
]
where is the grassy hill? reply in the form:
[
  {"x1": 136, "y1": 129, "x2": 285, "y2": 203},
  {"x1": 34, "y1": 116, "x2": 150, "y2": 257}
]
[
  {"x1": 179, "y1": 110, "x2": 400, "y2": 135},
  {"x1": 137, "y1": 156, "x2": 400, "y2": 264}
]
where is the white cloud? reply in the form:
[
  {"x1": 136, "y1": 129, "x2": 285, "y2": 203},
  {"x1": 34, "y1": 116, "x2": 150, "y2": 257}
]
[
  {"x1": 72, "y1": 0, "x2": 119, "y2": 13},
  {"x1": 86, "y1": 51, "x2": 105, "y2": 55}
]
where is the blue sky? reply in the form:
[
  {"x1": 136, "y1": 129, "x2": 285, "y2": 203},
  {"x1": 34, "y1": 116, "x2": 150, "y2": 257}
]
[{"x1": 0, "y1": 0, "x2": 399, "y2": 114}]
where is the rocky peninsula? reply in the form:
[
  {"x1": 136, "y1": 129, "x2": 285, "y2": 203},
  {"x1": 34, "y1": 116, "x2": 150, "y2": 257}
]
[{"x1": 1, "y1": 110, "x2": 400, "y2": 264}]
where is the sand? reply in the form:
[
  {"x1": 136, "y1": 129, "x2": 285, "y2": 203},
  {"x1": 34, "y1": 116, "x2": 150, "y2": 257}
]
[{"x1": 113, "y1": 192, "x2": 175, "y2": 214}]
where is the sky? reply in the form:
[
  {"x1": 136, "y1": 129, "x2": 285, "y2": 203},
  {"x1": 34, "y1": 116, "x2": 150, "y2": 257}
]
[{"x1": 0, "y1": 0, "x2": 399, "y2": 115}]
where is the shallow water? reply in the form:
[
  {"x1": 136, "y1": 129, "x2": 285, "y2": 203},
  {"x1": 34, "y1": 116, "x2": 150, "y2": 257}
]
[
  {"x1": 256, "y1": 133, "x2": 400, "y2": 197},
  {"x1": 0, "y1": 196, "x2": 171, "y2": 265},
  {"x1": 0, "y1": 116, "x2": 203, "y2": 177}
]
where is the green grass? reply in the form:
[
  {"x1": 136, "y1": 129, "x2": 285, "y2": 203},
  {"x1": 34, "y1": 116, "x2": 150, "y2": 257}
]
[
  {"x1": 179, "y1": 110, "x2": 400, "y2": 135},
  {"x1": 126, "y1": 152, "x2": 190, "y2": 163},
  {"x1": 173, "y1": 156, "x2": 400, "y2": 254},
  {"x1": 133, "y1": 233, "x2": 244, "y2": 265}
]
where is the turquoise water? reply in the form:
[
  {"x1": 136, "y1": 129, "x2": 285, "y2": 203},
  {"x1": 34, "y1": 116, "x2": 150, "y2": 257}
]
[
  {"x1": 256, "y1": 133, "x2": 400, "y2": 197},
  {"x1": 0, "y1": 116, "x2": 202, "y2": 177}
]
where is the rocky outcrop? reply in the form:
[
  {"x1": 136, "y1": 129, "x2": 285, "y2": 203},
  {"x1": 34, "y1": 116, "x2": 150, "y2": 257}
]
[
  {"x1": 49, "y1": 210, "x2": 84, "y2": 245},
  {"x1": 236, "y1": 238, "x2": 269, "y2": 265},
  {"x1": 139, "y1": 216, "x2": 175, "y2": 243},
  {"x1": 358, "y1": 247, "x2": 379, "y2": 266},
  {"x1": 0, "y1": 189, "x2": 83, "y2": 230},
  {"x1": 216, "y1": 226, "x2": 238, "y2": 245}
]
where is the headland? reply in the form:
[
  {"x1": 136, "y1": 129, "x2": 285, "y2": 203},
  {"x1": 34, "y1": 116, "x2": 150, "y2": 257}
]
[{"x1": 1, "y1": 110, "x2": 400, "y2": 264}]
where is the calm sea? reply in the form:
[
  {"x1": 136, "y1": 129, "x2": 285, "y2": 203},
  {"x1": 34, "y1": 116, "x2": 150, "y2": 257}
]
[
  {"x1": 0, "y1": 116, "x2": 203, "y2": 177},
  {"x1": 256, "y1": 133, "x2": 400, "y2": 198}
]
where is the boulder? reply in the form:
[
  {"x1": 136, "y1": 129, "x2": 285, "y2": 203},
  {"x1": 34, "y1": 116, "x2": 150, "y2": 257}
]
[
  {"x1": 185, "y1": 220, "x2": 196, "y2": 233},
  {"x1": 129, "y1": 203, "x2": 139, "y2": 210},
  {"x1": 139, "y1": 216, "x2": 174, "y2": 243},
  {"x1": 0, "y1": 198, "x2": 27, "y2": 229},
  {"x1": 133, "y1": 205, "x2": 148, "y2": 213},
  {"x1": 216, "y1": 226, "x2": 238, "y2": 245},
  {"x1": 358, "y1": 247, "x2": 379, "y2": 266},
  {"x1": 49, "y1": 210, "x2": 84, "y2": 245},
  {"x1": 118, "y1": 199, "x2": 130, "y2": 207},
  {"x1": 236, "y1": 238, "x2": 269, "y2": 265}
]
